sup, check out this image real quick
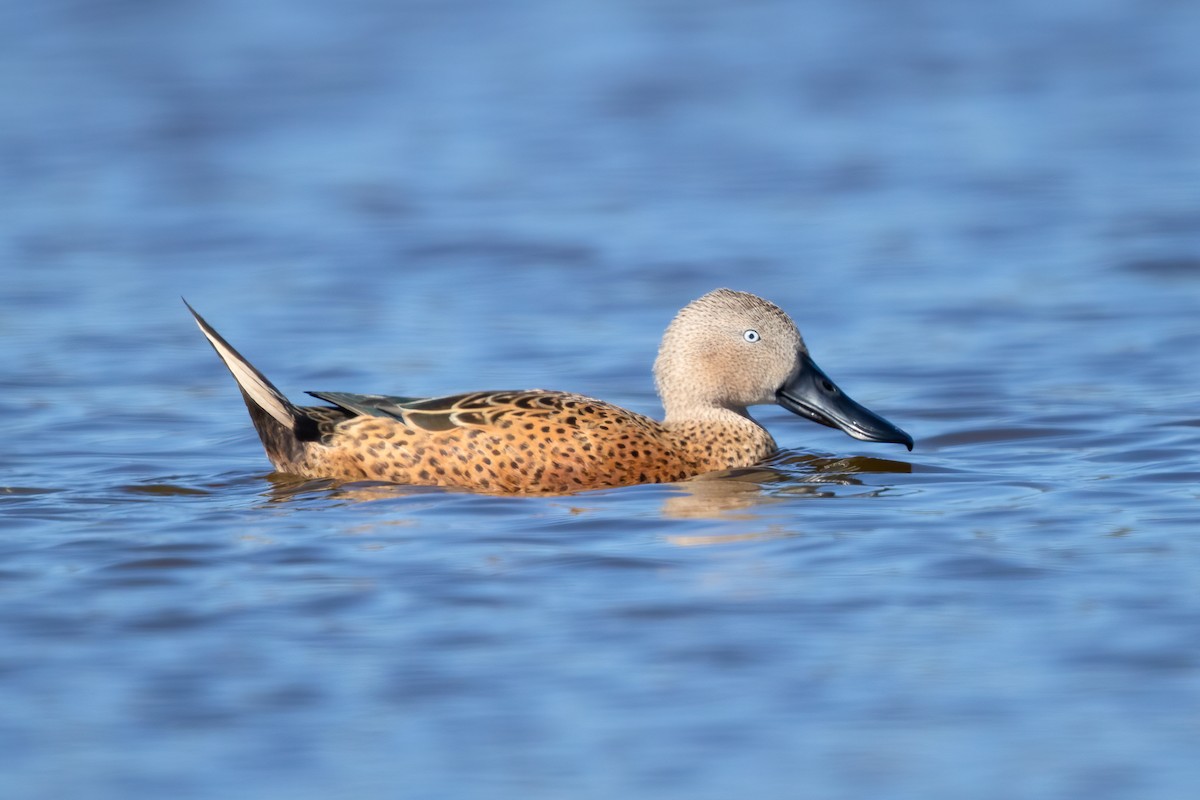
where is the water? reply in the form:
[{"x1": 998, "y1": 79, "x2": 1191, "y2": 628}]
[{"x1": 3, "y1": 1, "x2": 1199, "y2": 798}]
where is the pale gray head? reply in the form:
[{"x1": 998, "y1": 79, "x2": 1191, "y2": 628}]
[{"x1": 653, "y1": 289, "x2": 913, "y2": 450}]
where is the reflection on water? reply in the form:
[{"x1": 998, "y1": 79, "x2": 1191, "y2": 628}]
[
  {"x1": 662, "y1": 452, "x2": 915, "y2": 518},
  {"x1": 252, "y1": 449, "x2": 917, "y2": 521},
  {"x1": 773, "y1": 452, "x2": 915, "y2": 479}
]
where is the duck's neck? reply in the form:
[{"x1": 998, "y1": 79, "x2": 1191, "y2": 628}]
[{"x1": 661, "y1": 406, "x2": 778, "y2": 473}]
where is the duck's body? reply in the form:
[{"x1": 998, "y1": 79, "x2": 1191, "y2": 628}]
[
  {"x1": 187, "y1": 290, "x2": 911, "y2": 495},
  {"x1": 275, "y1": 390, "x2": 774, "y2": 494}
]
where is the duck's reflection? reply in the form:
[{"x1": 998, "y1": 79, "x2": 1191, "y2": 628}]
[
  {"x1": 262, "y1": 473, "x2": 438, "y2": 504},
  {"x1": 660, "y1": 451, "x2": 913, "y2": 522},
  {"x1": 258, "y1": 450, "x2": 914, "y2": 529}
]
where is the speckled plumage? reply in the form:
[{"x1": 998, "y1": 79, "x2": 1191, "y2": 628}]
[{"x1": 186, "y1": 290, "x2": 911, "y2": 495}]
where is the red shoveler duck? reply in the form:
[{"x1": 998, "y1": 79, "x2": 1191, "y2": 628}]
[{"x1": 186, "y1": 289, "x2": 912, "y2": 494}]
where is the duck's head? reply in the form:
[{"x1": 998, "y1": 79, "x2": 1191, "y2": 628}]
[{"x1": 653, "y1": 288, "x2": 913, "y2": 450}]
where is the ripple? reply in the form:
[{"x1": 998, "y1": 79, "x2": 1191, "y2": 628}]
[
  {"x1": 524, "y1": 553, "x2": 677, "y2": 572},
  {"x1": 0, "y1": 486, "x2": 63, "y2": 497},
  {"x1": 125, "y1": 610, "x2": 219, "y2": 632},
  {"x1": 118, "y1": 483, "x2": 212, "y2": 497},
  {"x1": 922, "y1": 426, "x2": 1088, "y2": 447},
  {"x1": 924, "y1": 555, "x2": 1050, "y2": 580},
  {"x1": 405, "y1": 236, "x2": 596, "y2": 268},
  {"x1": 1120, "y1": 256, "x2": 1200, "y2": 278},
  {"x1": 102, "y1": 557, "x2": 211, "y2": 572}
]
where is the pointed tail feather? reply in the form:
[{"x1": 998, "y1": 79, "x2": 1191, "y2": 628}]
[{"x1": 184, "y1": 299, "x2": 307, "y2": 465}]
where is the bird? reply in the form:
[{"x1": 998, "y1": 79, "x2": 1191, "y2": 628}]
[{"x1": 186, "y1": 289, "x2": 911, "y2": 494}]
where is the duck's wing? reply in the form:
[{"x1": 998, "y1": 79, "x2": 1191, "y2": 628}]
[
  {"x1": 305, "y1": 390, "x2": 609, "y2": 433},
  {"x1": 306, "y1": 392, "x2": 424, "y2": 416}
]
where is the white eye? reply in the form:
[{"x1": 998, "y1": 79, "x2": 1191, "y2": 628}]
[{"x1": 743, "y1": 329, "x2": 761, "y2": 343}]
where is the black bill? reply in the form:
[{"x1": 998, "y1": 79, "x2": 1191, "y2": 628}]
[{"x1": 776, "y1": 352, "x2": 913, "y2": 451}]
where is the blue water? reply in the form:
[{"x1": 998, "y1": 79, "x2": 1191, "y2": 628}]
[{"x1": 3, "y1": 1, "x2": 1200, "y2": 798}]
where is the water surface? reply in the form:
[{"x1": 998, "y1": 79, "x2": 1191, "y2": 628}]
[{"x1": 2, "y1": 1, "x2": 1199, "y2": 798}]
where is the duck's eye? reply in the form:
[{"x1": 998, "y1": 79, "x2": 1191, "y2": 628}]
[{"x1": 743, "y1": 329, "x2": 761, "y2": 343}]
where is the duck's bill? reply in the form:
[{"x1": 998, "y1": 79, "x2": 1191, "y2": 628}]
[{"x1": 777, "y1": 353, "x2": 914, "y2": 451}]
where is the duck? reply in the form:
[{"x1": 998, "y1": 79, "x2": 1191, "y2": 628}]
[{"x1": 186, "y1": 289, "x2": 911, "y2": 494}]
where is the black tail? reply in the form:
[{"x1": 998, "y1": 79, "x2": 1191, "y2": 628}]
[{"x1": 185, "y1": 299, "x2": 308, "y2": 466}]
